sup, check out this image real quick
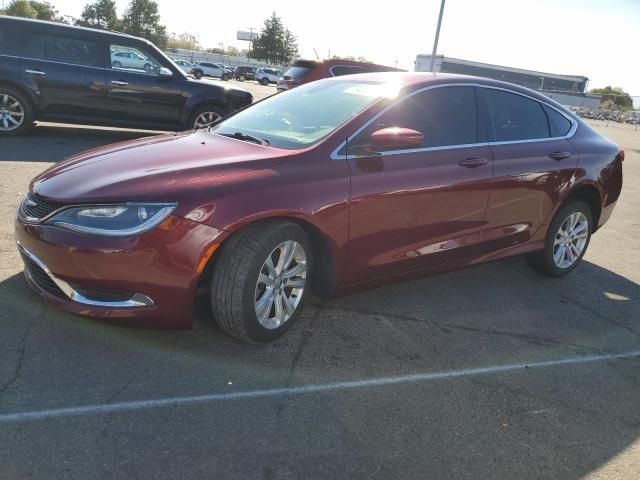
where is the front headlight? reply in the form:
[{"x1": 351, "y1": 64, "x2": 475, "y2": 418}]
[{"x1": 46, "y1": 203, "x2": 177, "y2": 237}]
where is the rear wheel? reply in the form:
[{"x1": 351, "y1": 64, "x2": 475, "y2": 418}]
[
  {"x1": 210, "y1": 221, "x2": 312, "y2": 343},
  {"x1": 237, "y1": 74, "x2": 246, "y2": 81},
  {"x1": 193, "y1": 69, "x2": 203, "y2": 79},
  {"x1": 112, "y1": 60, "x2": 122, "y2": 68},
  {"x1": 526, "y1": 200, "x2": 592, "y2": 277},
  {"x1": 0, "y1": 87, "x2": 33, "y2": 136},
  {"x1": 260, "y1": 77, "x2": 269, "y2": 86}
]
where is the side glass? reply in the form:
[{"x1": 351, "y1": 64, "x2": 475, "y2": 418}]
[{"x1": 109, "y1": 44, "x2": 163, "y2": 76}]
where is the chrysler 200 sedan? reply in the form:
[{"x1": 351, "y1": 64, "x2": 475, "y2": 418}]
[{"x1": 15, "y1": 73, "x2": 623, "y2": 343}]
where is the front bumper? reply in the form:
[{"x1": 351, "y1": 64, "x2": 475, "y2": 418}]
[{"x1": 15, "y1": 215, "x2": 226, "y2": 329}]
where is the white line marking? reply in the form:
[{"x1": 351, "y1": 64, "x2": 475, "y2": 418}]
[{"x1": 1, "y1": 350, "x2": 638, "y2": 424}]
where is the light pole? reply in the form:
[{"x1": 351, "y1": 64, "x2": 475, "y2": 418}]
[
  {"x1": 539, "y1": 76, "x2": 545, "y2": 91},
  {"x1": 429, "y1": 0, "x2": 446, "y2": 72}
]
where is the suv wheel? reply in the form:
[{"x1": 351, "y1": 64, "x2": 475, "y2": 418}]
[
  {"x1": 526, "y1": 200, "x2": 592, "y2": 277},
  {"x1": 237, "y1": 74, "x2": 246, "y2": 81},
  {"x1": 188, "y1": 105, "x2": 224, "y2": 130},
  {"x1": 222, "y1": 73, "x2": 230, "y2": 81},
  {"x1": 0, "y1": 87, "x2": 33, "y2": 136},
  {"x1": 193, "y1": 69, "x2": 203, "y2": 79},
  {"x1": 210, "y1": 221, "x2": 312, "y2": 343},
  {"x1": 260, "y1": 77, "x2": 269, "y2": 86}
]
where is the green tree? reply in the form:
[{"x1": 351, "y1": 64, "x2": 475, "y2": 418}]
[
  {"x1": 6, "y1": 0, "x2": 64, "y2": 21},
  {"x1": 250, "y1": 12, "x2": 298, "y2": 64},
  {"x1": 76, "y1": 0, "x2": 119, "y2": 30},
  {"x1": 6, "y1": 0, "x2": 38, "y2": 18},
  {"x1": 225, "y1": 45, "x2": 240, "y2": 57},
  {"x1": 121, "y1": 0, "x2": 167, "y2": 48},
  {"x1": 590, "y1": 86, "x2": 634, "y2": 111}
]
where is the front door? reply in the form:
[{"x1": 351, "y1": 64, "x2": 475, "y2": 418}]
[
  {"x1": 346, "y1": 85, "x2": 494, "y2": 284},
  {"x1": 105, "y1": 42, "x2": 184, "y2": 130}
]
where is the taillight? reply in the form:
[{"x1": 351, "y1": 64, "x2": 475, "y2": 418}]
[{"x1": 618, "y1": 148, "x2": 625, "y2": 162}]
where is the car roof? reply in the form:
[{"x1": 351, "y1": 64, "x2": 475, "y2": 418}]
[
  {"x1": 0, "y1": 15, "x2": 147, "y2": 44},
  {"x1": 327, "y1": 72, "x2": 567, "y2": 105}
]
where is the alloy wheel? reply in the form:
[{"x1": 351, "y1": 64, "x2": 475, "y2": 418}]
[
  {"x1": 193, "y1": 111, "x2": 222, "y2": 129},
  {"x1": 553, "y1": 211, "x2": 589, "y2": 268},
  {"x1": 0, "y1": 94, "x2": 25, "y2": 132},
  {"x1": 254, "y1": 240, "x2": 307, "y2": 329}
]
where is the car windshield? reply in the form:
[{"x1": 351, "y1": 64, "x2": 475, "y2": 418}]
[{"x1": 212, "y1": 79, "x2": 399, "y2": 149}]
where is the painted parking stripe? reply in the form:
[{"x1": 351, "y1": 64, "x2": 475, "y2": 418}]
[{"x1": 1, "y1": 350, "x2": 639, "y2": 424}]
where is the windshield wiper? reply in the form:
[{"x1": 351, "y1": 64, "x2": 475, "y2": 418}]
[{"x1": 218, "y1": 131, "x2": 270, "y2": 146}]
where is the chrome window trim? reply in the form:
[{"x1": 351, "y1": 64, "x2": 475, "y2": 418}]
[
  {"x1": 330, "y1": 82, "x2": 578, "y2": 160},
  {"x1": 17, "y1": 243, "x2": 154, "y2": 308}
]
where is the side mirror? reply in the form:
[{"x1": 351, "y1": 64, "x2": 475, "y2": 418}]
[
  {"x1": 370, "y1": 127, "x2": 424, "y2": 151},
  {"x1": 158, "y1": 67, "x2": 173, "y2": 79}
]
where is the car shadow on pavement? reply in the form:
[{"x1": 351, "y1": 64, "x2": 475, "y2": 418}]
[
  {"x1": 0, "y1": 123, "x2": 162, "y2": 163},
  {"x1": 0, "y1": 257, "x2": 639, "y2": 478}
]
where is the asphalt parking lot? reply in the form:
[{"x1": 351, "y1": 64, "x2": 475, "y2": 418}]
[{"x1": 1, "y1": 97, "x2": 639, "y2": 478}]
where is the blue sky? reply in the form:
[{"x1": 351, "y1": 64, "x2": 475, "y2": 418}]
[{"x1": 56, "y1": 0, "x2": 640, "y2": 95}]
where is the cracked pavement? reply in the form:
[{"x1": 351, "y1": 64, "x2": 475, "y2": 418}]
[{"x1": 0, "y1": 120, "x2": 639, "y2": 479}]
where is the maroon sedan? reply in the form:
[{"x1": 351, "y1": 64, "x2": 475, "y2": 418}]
[{"x1": 15, "y1": 73, "x2": 623, "y2": 343}]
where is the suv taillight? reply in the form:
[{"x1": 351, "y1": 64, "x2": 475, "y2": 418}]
[{"x1": 618, "y1": 149, "x2": 625, "y2": 162}]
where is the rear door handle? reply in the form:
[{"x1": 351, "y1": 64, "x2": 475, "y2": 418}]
[
  {"x1": 459, "y1": 157, "x2": 488, "y2": 168},
  {"x1": 549, "y1": 151, "x2": 571, "y2": 160},
  {"x1": 110, "y1": 80, "x2": 129, "y2": 86},
  {"x1": 25, "y1": 69, "x2": 46, "y2": 76}
]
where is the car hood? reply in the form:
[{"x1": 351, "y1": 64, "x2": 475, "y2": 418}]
[{"x1": 31, "y1": 131, "x2": 292, "y2": 212}]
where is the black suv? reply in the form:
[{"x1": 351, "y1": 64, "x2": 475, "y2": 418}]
[
  {"x1": 0, "y1": 16, "x2": 253, "y2": 136},
  {"x1": 234, "y1": 66, "x2": 256, "y2": 81}
]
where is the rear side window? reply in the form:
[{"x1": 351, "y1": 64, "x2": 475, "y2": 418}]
[
  {"x1": 331, "y1": 65, "x2": 365, "y2": 77},
  {"x1": 544, "y1": 105, "x2": 572, "y2": 137},
  {"x1": 484, "y1": 89, "x2": 550, "y2": 141},
  {"x1": 283, "y1": 66, "x2": 310, "y2": 80},
  {"x1": 0, "y1": 24, "x2": 21, "y2": 56},
  {"x1": 356, "y1": 86, "x2": 478, "y2": 150},
  {"x1": 22, "y1": 32, "x2": 98, "y2": 66}
]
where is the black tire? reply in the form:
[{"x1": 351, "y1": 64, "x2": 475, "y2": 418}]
[
  {"x1": 238, "y1": 74, "x2": 246, "y2": 81},
  {"x1": 526, "y1": 200, "x2": 593, "y2": 277},
  {"x1": 187, "y1": 104, "x2": 224, "y2": 130},
  {"x1": 221, "y1": 73, "x2": 230, "y2": 81},
  {"x1": 193, "y1": 69, "x2": 203, "y2": 79},
  {"x1": 0, "y1": 85, "x2": 34, "y2": 136},
  {"x1": 210, "y1": 221, "x2": 313, "y2": 343},
  {"x1": 259, "y1": 77, "x2": 269, "y2": 86},
  {"x1": 112, "y1": 60, "x2": 122, "y2": 68}
]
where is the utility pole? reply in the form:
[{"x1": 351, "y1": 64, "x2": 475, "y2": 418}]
[{"x1": 429, "y1": 0, "x2": 446, "y2": 72}]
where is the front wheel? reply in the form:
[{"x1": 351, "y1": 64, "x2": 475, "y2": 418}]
[
  {"x1": 526, "y1": 200, "x2": 593, "y2": 277},
  {"x1": 193, "y1": 69, "x2": 203, "y2": 79},
  {"x1": 259, "y1": 77, "x2": 269, "y2": 86},
  {"x1": 210, "y1": 221, "x2": 312, "y2": 343},
  {"x1": 188, "y1": 105, "x2": 224, "y2": 130},
  {"x1": 237, "y1": 74, "x2": 246, "y2": 81}
]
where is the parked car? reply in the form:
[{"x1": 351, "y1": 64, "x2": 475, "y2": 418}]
[
  {"x1": 174, "y1": 60, "x2": 193, "y2": 74},
  {"x1": 234, "y1": 66, "x2": 257, "y2": 81},
  {"x1": 191, "y1": 62, "x2": 226, "y2": 80},
  {"x1": 0, "y1": 16, "x2": 252, "y2": 135},
  {"x1": 256, "y1": 68, "x2": 282, "y2": 85},
  {"x1": 15, "y1": 73, "x2": 623, "y2": 343},
  {"x1": 111, "y1": 50, "x2": 156, "y2": 73},
  {"x1": 277, "y1": 59, "x2": 403, "y2": 91}
]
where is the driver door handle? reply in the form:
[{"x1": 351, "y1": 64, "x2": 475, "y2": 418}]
[
  {"x1": 459, "y1": 157, "x2": 488, "y2": 168},
  {"x1": 25, "y1": 69, "x2": 46, "y2": 76},
  {"x1": 549, "y1": 151, "x2": 571, "y2": 161},
  {"x1": 110, "y1": 80, "x2": 128, "y2": 86}
]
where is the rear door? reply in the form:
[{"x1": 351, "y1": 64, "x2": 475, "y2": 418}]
[
  {"x1": 105, "y1": 41, "x2": 184, "y2": 129},
  {"x1": 479, "y1": 87, "x2": 578, "y2": 249},
  {"x1": 20, "y1": 28, "x2": 107, "y2": 121}
]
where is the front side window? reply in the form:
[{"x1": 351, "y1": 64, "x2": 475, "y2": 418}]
[
  {"x1": 484, "y1": 89, "x2": 550, "y2": 142},
  {"x1": 110, "y1": 44, "x2": 163, "y2": 75},
  {"x1": 212, "y1": 79, "x2": 398, "y2": 150},
  {"x1": 351, "y1": 86, "x2": 478, "y2": 152}
]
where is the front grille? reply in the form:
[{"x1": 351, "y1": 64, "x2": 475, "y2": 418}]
[
  {"x1": 20, "y1": 252, "x2": 67, "y2": 299},
  {"x1": 19, "y1": 193, "x2": 67, "y2": 221}
]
